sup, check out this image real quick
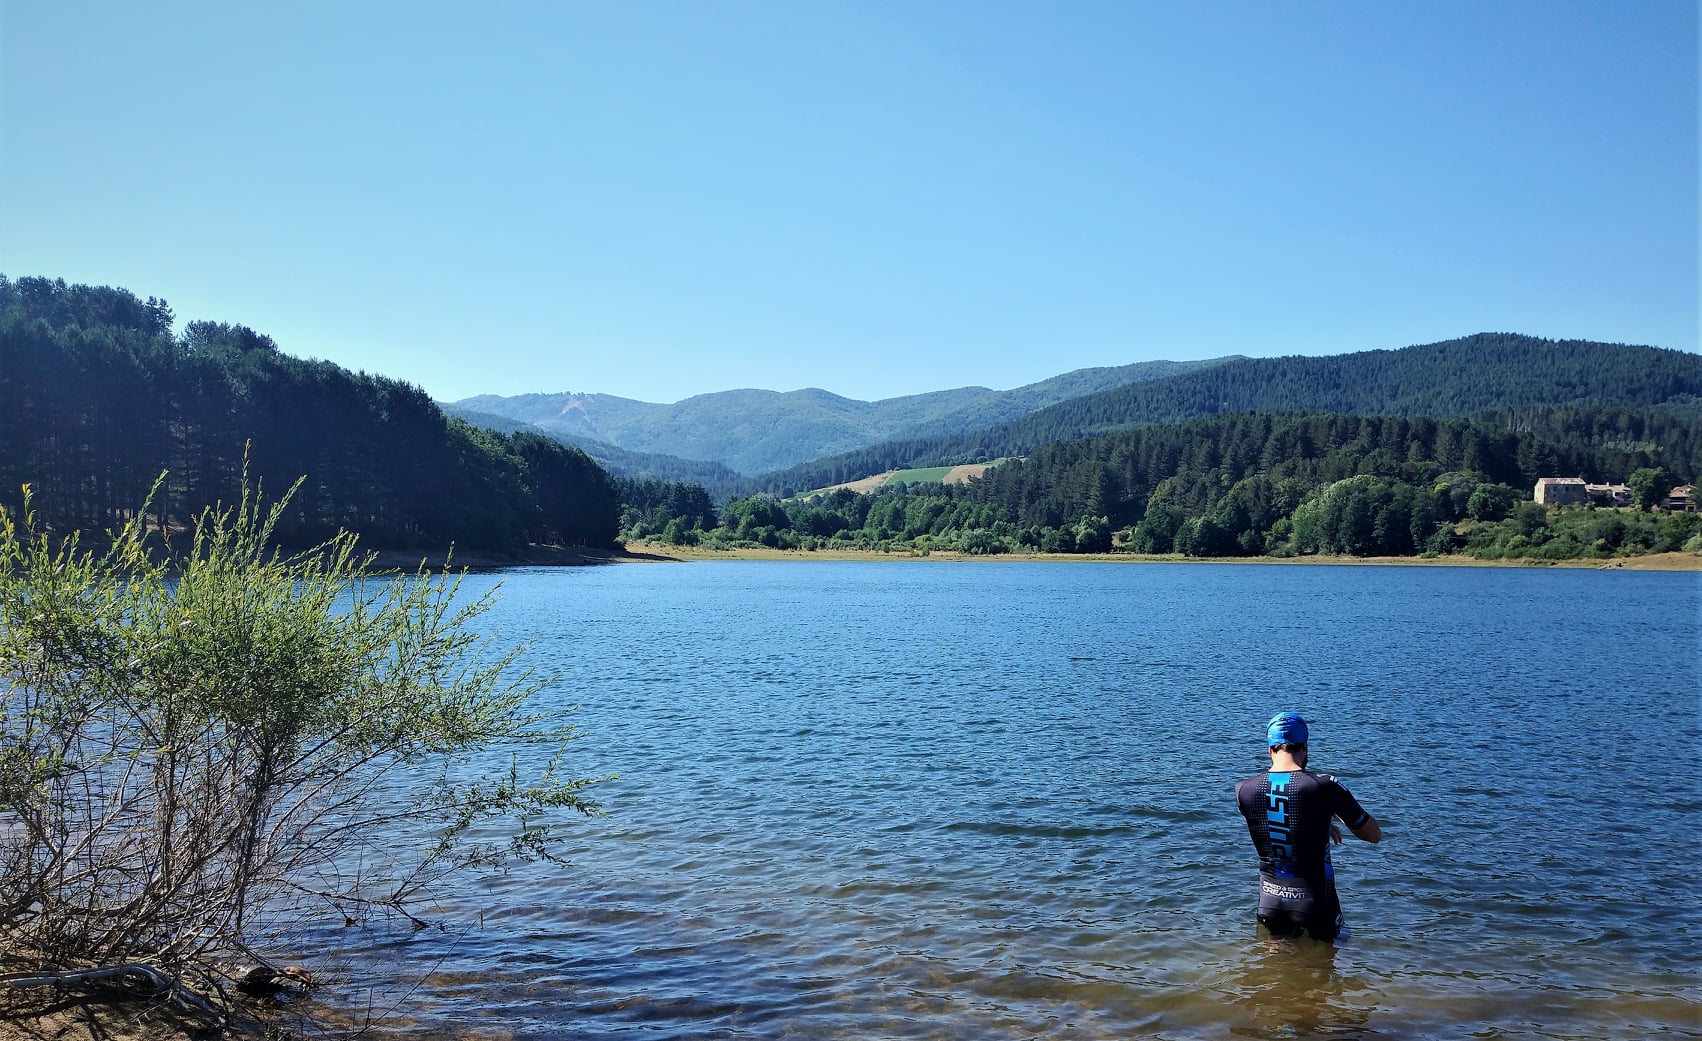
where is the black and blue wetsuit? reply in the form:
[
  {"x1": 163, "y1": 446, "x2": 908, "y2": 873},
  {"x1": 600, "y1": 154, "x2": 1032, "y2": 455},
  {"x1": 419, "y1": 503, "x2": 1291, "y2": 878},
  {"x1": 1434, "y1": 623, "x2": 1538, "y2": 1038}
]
[{"x1": 1235, "y1": 769, "x2": 1371, "y2": 941}]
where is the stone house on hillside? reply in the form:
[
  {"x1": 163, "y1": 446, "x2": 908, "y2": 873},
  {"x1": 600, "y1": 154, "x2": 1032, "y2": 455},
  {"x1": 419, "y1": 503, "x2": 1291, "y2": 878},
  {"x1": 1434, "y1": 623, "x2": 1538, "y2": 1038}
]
[
  {"x1": 1534, "y1": 477, "x2": 1589, "y2": 506},
  {"x1": 1535, "y1": 477, "x2": 1696, "y2": 511}
]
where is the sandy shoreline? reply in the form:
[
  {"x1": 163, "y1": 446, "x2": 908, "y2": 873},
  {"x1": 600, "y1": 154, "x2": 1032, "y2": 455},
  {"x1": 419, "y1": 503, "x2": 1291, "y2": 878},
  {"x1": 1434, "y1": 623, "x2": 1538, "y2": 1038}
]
[
  {"x1": 358, "y1": 543, "x2": 676, "y2": 573},
  {"x1": 338, "y1": 533, "x2": 1702, "y2": 574}
]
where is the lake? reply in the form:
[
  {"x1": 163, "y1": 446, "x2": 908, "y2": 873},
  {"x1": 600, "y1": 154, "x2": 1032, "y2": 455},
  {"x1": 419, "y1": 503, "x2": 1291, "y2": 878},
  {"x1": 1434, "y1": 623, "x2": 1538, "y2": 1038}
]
[{"x1": 303, "y1": 561, "x2": 1701, "y2": 1040}]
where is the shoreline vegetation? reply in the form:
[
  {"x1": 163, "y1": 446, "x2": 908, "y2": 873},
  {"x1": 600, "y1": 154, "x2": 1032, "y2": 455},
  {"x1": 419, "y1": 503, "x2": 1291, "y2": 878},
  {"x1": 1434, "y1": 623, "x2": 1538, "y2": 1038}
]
[
  {"x1": 0, "y1": 481, "x2": 603, "y2": 1041},
  {"x1": 624, "y1": 541, "x2": 1702, "y2": 571},
  {"x1": 384, "y1": 539, "x2": 1702, "y2": 573},
  {"x1": 92, "y1": 521, "x2": 1702, "y2": 577},
  {"x1": 347, "y1": 540, "x2": 1702, "y2": 573}
]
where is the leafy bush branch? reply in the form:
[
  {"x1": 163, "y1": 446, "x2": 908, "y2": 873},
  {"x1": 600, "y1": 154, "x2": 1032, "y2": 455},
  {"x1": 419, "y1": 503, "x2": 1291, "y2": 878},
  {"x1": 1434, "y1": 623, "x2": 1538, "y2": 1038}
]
[{"x1": 0, "y1": 476, "x2": 603, "y2": 999}]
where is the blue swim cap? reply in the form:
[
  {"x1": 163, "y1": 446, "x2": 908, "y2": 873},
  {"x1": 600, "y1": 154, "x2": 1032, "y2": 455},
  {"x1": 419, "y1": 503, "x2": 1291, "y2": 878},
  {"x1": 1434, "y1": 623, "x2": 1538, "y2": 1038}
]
[{"x1": 1267, "y1": 712, "x2": 1309, "y2": 746}]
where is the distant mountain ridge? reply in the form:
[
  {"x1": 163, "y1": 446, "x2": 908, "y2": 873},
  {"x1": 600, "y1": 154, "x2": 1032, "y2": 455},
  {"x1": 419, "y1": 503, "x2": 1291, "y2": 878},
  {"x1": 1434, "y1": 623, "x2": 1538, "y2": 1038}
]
[
  {"x1": 450, "y1": 358, "x2": 1233, "y2": 475},
  {"x1": 443, "y1": 405, "x2": 745, "y2": 498}
]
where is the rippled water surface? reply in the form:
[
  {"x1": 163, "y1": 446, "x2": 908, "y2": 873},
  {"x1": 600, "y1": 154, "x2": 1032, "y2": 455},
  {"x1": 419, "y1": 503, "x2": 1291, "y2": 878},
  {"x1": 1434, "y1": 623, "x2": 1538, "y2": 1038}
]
[{"x1": 307, "y1": 562, "x2": 1700, "y2": 1040}]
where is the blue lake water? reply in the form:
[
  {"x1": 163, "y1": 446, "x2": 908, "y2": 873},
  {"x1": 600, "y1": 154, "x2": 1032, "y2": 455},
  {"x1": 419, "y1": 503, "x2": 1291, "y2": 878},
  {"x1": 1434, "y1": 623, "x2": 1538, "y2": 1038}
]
[{"x1": 306, "y1": 561, "x2": 1701, "y2": 1040}]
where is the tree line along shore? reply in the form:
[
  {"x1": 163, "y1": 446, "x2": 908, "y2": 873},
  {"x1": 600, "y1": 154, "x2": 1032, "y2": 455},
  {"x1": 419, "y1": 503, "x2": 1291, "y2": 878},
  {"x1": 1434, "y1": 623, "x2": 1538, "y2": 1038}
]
[{"x1": 622, "y1": 440, "x2": 1701, "y2": 566}]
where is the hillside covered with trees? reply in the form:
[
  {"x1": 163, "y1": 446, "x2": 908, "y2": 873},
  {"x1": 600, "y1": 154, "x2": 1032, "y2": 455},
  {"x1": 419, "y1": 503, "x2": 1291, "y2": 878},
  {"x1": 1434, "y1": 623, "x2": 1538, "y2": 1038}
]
[
  {"x1": 740, "y1": 334, "x2": 1702, "y2": 497},
  {"x1": 0, "y1": 276, "x2": 621, "y2": 551},
  {"x1": 656, "y1": 409, "x2": 1700, "y2": 562}
]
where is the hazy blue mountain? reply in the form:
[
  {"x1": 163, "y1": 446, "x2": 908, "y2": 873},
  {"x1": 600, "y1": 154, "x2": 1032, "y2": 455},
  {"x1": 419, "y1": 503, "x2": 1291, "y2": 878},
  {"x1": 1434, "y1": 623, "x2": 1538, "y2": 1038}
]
[
  {"x1": 440, "y1": 405, "x2": 744, "y2": 497},
  {"x1": 451, "y1": 357, "x2": 1235, "y2": 474}
]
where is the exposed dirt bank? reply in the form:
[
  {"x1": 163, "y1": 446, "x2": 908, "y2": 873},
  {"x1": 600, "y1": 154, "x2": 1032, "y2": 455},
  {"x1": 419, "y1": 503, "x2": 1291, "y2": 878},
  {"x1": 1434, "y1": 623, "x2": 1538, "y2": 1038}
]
[
  {"x1": 0, "y1": 985, "x2": 267, "y2": 1041},
  {"x1": 361, "y1": 543, "x2": 674, "y2": 572}
]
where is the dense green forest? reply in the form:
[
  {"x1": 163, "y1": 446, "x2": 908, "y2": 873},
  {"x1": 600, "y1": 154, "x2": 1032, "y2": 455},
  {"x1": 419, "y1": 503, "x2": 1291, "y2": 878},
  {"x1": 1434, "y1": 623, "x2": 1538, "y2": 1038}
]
[
  {"x1": 615, "y1": 476, "x2": 720, "y2": 542},
  {"x1": 0, "y1": 276, "x2": 621, "y2": 550},
  {"x1": 740, "y1": 334, "x2": 1702, "y2": 497},
  {"x1": 660, "y1": 410, "x2": 1700, "y2": 560},
  {"x1": 961, "y1": 410, "x2": 1700, "y2": 534}
]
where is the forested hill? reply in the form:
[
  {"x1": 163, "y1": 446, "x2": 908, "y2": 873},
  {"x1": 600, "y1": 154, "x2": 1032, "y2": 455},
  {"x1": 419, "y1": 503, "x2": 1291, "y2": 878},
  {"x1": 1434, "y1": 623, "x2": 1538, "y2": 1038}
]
[
  {"x1": 1013, "y1": 333, "x2": 1699, "y2": 430},
  {"x1": 0, "y1": 276, "x2": 622, "y2": 551},
  {"x1": 676, "y1": 407, "x2": 1701, "y2": 561},
  {"x1": 963, "y1": 408, "x2": 1702, "y2": 535},
  {"x1": 743, "y1": 334, "x2": 1702, "y2": 495}
]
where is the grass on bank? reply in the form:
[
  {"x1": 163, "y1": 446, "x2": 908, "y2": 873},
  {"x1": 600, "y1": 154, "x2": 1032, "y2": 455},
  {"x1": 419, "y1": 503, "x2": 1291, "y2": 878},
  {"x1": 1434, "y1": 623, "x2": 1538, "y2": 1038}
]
[{"x1": 792, "y1": 460, "x2": 1018, "y2": 499}]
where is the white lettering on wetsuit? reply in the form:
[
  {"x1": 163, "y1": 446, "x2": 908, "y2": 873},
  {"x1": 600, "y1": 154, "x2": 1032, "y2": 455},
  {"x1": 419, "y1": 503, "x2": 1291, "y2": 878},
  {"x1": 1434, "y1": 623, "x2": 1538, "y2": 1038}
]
[
  {"x1": 1260, "y1": 879, "x2": 1310, "y2": 901},
  {"x1": 1265, "y1": 772, "x2": 1298, "y2": 878}
]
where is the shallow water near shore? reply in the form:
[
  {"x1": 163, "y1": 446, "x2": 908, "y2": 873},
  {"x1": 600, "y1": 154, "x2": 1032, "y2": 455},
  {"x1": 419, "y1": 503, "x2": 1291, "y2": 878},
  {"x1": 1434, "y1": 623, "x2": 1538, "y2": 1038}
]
[{"x1": 303, "y1": 561, "x2": 1700, "y2": 1040}]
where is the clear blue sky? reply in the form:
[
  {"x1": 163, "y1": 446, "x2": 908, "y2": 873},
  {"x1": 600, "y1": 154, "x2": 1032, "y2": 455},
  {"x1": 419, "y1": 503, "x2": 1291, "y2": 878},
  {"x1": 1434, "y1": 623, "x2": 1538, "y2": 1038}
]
[{"x1": 3, "y1": 2, "x2": 1696, "y2": 405}]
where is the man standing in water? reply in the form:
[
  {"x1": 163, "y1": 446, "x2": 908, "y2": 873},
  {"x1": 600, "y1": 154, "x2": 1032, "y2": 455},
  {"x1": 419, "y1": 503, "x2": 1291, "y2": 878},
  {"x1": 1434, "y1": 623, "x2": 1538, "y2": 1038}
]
[{"x1": 1236, "y1": 712, "x2": 1382, "y2": 941}]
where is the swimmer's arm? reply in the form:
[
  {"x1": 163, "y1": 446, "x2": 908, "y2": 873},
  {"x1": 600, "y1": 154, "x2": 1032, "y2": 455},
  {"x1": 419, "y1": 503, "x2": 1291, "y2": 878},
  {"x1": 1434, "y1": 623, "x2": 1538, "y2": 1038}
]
[{"x1": 1349, "y1": 815, "x2": 1382, "y2": 844}]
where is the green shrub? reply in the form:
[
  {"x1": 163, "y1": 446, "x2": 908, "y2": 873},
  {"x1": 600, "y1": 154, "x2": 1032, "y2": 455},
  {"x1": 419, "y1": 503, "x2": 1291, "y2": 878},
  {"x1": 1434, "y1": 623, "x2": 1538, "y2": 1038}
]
[{"x1": 0, "y1": 480, "x2": 602, "y2": 989}]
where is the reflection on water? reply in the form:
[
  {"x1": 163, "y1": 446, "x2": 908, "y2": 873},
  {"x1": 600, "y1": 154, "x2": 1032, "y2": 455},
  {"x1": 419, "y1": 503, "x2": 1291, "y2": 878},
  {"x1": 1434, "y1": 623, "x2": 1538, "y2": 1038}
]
[
  {"x1": 297, "y1": 562, "x2": 1700, "y2": 1040},
  {"x1": 1222, "y1": 936, "x2": 1369, "y2": 1039}
]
